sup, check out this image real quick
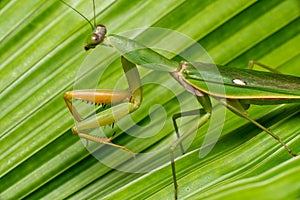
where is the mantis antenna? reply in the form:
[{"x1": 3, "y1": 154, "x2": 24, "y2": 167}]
[{"x1": 60, "y1": 0, "x2": 97, "y2": 30}]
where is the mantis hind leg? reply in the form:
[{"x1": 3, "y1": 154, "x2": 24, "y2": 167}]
[
  {"x1": 219, "y1": 98, "x2": 297, "y2": 157},
  {"x1": 246, "y1": 61, "x2": 297, "y2": 155},
  {"x1": 248, "y1": 60, "x2": 281, "y2": 74}
]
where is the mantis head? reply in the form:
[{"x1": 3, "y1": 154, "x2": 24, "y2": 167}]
[{"x1": 84, "y1": 24, "x2": 107, "y2": 51}]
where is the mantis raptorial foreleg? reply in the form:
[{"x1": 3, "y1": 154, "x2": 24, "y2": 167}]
[{"x1": 64, "y1": 57, "x2": 142, "y2": 158}]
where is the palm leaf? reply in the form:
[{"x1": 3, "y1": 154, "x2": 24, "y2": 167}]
[{"x1": 0, "y1": 0, "x2": 299, "y2": 199}]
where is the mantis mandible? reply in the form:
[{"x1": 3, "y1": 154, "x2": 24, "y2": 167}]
[{"x1": 61, "y1": 1, "x2": 300, "y2": 199}]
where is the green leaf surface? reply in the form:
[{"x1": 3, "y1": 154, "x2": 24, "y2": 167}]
[{"x1": 0, "y1": 0, "x2": 299, "y2": 199}]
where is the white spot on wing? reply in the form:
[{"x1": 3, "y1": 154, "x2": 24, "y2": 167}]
[{"x1": 232, "y1": 78, "x2": 247, "y2": 86}]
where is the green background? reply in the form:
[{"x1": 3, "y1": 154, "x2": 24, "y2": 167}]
[{"x1": 0, "y1": 0, "x2": 299, "y2": 199}]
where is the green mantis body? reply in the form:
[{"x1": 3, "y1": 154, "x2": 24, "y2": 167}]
[{"x1": 63, "y1": 23, "x2": 300, "y2": 198}]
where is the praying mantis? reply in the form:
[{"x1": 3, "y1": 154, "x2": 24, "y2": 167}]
[{"x1": 61, "y1": 1, "x2": 300, "y2": 199}]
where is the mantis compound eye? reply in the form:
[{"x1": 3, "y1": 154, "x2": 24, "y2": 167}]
[
  {"x1": 84, "y1": 24, "x2": 107, "y2": 51},
  {"x1": 94, "y1": 24, "x2": 107, "y2": 36}
]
